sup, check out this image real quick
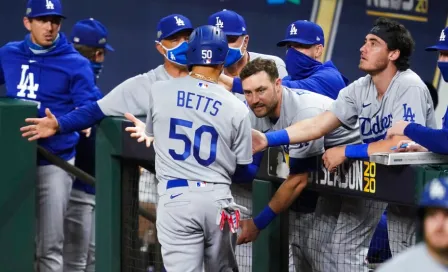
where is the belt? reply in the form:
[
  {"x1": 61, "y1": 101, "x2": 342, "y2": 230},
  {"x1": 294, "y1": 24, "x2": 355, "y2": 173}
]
[{"x1": 166, "y1": 179, "x2": 208, "y2": 189}]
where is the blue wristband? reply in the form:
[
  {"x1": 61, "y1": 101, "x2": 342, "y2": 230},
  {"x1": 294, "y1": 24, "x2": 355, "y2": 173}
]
[
  {"x1": 253, "y1": 205, "x2": 277, "y2": 230},
  {"x1": 266, "y1": 129, "x2": 290, "y2": 147},
  {"x1": 345, "y1": 144, "x2": 369, "y2": 159},
  {"x1": 232, "y1": 77, "x2": 244, "y2": 94}
]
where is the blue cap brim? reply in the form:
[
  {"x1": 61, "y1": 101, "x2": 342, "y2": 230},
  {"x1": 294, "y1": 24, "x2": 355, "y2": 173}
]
[
  {"x1": 425, "y1": 45, "x2": 448, "y2": 51},
  {"x1": 223, "y1": 31, "x2": 246, "y2": 36},
  {"x1": 105, "y1": 44, "x2": 114, "y2": 52},
  {"x1": 27, "y1": 12, "x2": 66, "y2": 19},
  {"x1": 277, "y1": 38, "x2": 316, "y2": 47},
  {"x1": 158, "y1": 26, "x2": 193, "y2": 41}
]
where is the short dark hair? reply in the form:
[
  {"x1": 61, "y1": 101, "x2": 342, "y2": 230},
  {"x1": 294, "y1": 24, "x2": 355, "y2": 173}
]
[
  {"x1": 240, "y1": 58, "x2": 279, "y2": 82},
  {"x1": 73, "y1": 44, "x2": 103, "y2": 61},
  {"x1": 372, "y1": 17, "x2": 415, "y2": 71}
]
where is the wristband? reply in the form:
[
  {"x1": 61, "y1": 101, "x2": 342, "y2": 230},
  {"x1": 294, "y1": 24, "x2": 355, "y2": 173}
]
[
  {"x1": 265, "y1": 129, "x2": 290, "y2": 147},
  {"x1": 253, "y1": 205, "x2": 277, "y2": 230},
  {"x1": 344, "y1": 144, "x2": 369, "y2": 159}
]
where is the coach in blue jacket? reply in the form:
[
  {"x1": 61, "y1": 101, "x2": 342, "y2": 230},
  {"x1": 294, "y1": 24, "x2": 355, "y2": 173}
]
[
  {"x1": 278, "y1": 20, "x2": 348, "y2": 100},
  {"x1": 0, "y1": 0, "x2": 98, "y2": 271}
]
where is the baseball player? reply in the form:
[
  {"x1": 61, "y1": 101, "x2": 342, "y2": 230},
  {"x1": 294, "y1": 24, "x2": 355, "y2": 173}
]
[
  {"x1": 386, "y1": 26, "x2": 448, "y2": 154},
  {"x1": 277, "y1": 20, "x2": 349, "y2": 100},
  {"x1": 125, "y1": 25, "x2": 253, "y2": 272},
  {"x1": 236, "y1": 57, "x2": 361, "y2": 272},
  {"x1": 208, "y1": 10, "x2": 287, "y2": 97},
  {"x1": 376, "y1": 177, "x2": 448, "y2": 272},
  {"x1": 251, "y1": 17, "x2": 437, "y2": 270},
  {"x1": 206, "y1": 10, "x2": 287, "y2": 269},
  {"x1": 1, "y1": 0, "x2": 98, "y2": 271},
  {"x1": 63, "y1": 18, "x2": 114, "y2": 272}
]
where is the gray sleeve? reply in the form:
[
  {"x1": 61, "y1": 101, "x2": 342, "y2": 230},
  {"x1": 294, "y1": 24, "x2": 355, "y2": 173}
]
[
  {"x1": 289, "y1": 107, "x2": 325, "y2": 159},
  {"x1": 144, "y1": 88, "x2": 154, "y2": 137},
  {"x1": 97, "y1": 74, "x2": 151, "y2": 116},
  {"x1": 330, "y1": 85, "x2": 359, "y2": 129},
  {"x1": 392, "y1": 86, "x2": 434, "y2": 126},
  {"x1": 232, "y1": 110, "x2": 253, "y2": 165},
  {"x1": 274, "y1": 57, "x2": 288, "y2": 79}
]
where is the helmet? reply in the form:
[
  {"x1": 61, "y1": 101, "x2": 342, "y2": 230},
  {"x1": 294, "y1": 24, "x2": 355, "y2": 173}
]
[
  {"x1": 186, "y1": 25, "x2": 229, "y2": 70},
  {"x1": 419, "y1": 177, "x2": 448, "y2": 210}
]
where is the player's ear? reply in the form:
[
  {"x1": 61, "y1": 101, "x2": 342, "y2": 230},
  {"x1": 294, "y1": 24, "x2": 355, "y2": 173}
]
[
  {"x1": 275, "y1": 77, "x2": 282, "y2": 91},
  {"x1": 23, "y1": 17, "x2": 32, "y2": 32},
  {"x1": 242, "y1": 35, "x2": 249, "y2": 52},
  {"x1": 315, "y1": 44, "x2": 324, "y2": 60},
  {"x1": 389, "y1": 49, "x2": 400, "y2": 62}
]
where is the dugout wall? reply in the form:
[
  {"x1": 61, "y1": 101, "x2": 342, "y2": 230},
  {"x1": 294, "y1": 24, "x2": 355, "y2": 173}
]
[{"x1": 95, "y1": 116, "x2": 448, "y2": 272}]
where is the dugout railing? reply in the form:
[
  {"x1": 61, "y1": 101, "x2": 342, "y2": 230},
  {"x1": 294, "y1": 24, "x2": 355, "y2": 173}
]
[
  {"x1": 2, "y1": 98, "x2": 448, "y2": 272},
  {"x1": 95, "y1": 115, "x2": 448, "y2": 272}
]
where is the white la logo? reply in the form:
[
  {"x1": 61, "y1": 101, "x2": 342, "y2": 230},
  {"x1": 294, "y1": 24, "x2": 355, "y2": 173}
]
[
  {"x1": 290, "y1": 24, "x2": 297, "y2": 35},
  {"x1": 169, "y1": 52, "x2": 176, "y2": 60},
  {"x1": 45, "y1": 0, "x2": 54, "y2": 10},
  {"x1": 17, "y1": 65, "x2": 39, "y2": 100},
  {"x1": 215, "y1": 17, "x2": 224, "y2": 29},
  {"x1": 429, "y1": 180, "x2": 446, "y2": 200},
  {"x1": 440, "y1": 30, "x2": 446, "y2": 42},
  {"x1": 174, "y1": 16, "x2": 185, "y2": 26}
]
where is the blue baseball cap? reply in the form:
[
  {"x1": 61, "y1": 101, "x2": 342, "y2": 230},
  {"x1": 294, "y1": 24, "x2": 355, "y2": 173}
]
[
  {"x1": 426, "y1": 27, "x2": 448, "y2": 51},
  {"x1": 208, "y1": 9, "x2": 247, "y2": 36},
  {"x1": 25, "y1": 0, "x2": 65, "y2": 19},
  {"x1": 71, "y1": 18, "x2": 114, "y2": 51},
  {"x1": 156, "y1": 14, "x2": 193, "y2": 41},
  {"x1": 277, "y1": 20, "x2": 324, "y2": 47}
]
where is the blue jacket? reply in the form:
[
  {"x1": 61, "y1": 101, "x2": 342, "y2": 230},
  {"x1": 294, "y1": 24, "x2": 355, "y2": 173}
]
[
  {"x1": 73, "y1": 83, "x2": 103, "y2": 195},
  {"x1": 0, "y1": 33, "x2": 98, "y2": 165},
  {"x1": 282, "y1": 61, "x2": 349, "y2": 100}
]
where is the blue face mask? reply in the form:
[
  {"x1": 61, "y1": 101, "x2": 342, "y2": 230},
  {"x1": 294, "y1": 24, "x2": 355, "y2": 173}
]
[
  {"x1": 91, "y1": 61, "x2": 104, "y2": 78},
  {"x1": 285, "y1": 48, "x2": 322, "y2": 80},
  {"x1": 224, "y1": 43, "x2": 245, "y2": 68},
  {"x1": 161, "y1": 41, "x2": 188, "y2": 66},
  {"x1": 438, "y1": 61, "x2": 448, "y2": 82}
]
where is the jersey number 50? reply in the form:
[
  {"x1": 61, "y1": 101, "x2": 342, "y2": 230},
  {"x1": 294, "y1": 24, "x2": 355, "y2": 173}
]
[{"x1": 169, "y1": 118, "x2": 218, "y2": 166}]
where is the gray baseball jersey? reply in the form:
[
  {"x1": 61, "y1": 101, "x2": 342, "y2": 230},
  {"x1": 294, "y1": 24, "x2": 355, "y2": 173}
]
[
  {"x1": 145, "y1": 76, "x2": 253, "y2": 185},
  {"x1": 250, "y1": 87, "x2": 360, "y2": 159},
  {"x1": 377, "y1": 243, "x2": 446, "y2": 272},
  {"x1": 97, "y1": 65, "x2": 171, "y2": 116},
  {"x1": 331, "y1": 69, "x2": 436, "y2": 143}
]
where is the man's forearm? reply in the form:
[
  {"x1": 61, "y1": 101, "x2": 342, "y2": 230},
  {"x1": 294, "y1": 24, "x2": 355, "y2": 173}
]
[
  {"x1": 268, "y1": 173, "x2": 308, "y2": 214},
  {"x1": 367, "y1": 136, "x2": 408, "y2": 155}
]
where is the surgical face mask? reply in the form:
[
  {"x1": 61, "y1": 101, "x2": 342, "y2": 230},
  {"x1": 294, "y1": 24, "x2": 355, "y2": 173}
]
[
  {"x1": 438, "y1": 61, "x2": 448, "y2": 82},
  {"x1": 224, "y1": 38, "x2": 246, "y2": 67},
  {"x1": 158, "y1": 41, "x2": 188, "y2": 66}
]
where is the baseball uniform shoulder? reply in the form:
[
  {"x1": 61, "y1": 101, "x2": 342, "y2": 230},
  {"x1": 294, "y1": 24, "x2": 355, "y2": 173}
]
[
  {"x1": 376, "y1": 243, "x2": 444, "y2": 272},
  {"x1": 391, "y1": 69, "x2": 428, "y2": 95},
  {"x1": 249, "y1": 51, "x2": 285, "y2": 67}
]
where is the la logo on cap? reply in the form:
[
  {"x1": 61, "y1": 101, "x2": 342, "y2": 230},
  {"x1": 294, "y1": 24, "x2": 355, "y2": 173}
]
[
  {"x1": 440, "y1": 29, "x2": 446, "y2": 42},
  {"x1": 174, "y1": 16, "x2": 185, "y2": 26},
  {"x1": 290, "y1": 24, "x2": 297, "y2": 35},
  {"x1": 215, "y1": 17, "x2": 224, "y2": 28}
]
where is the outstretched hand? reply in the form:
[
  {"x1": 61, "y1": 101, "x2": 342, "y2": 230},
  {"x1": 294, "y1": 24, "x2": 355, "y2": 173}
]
[
  {"x1": 20, "y1": 108, "x2": 59, "y2": 141},
  {"x1": 124, "y1": 113, "x2": 154, "y2": 147}
]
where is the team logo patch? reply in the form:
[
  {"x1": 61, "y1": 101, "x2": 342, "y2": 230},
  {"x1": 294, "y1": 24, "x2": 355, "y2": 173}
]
[{"x1": 198, "y1": 82, "x2": 208, "y2": 89}]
